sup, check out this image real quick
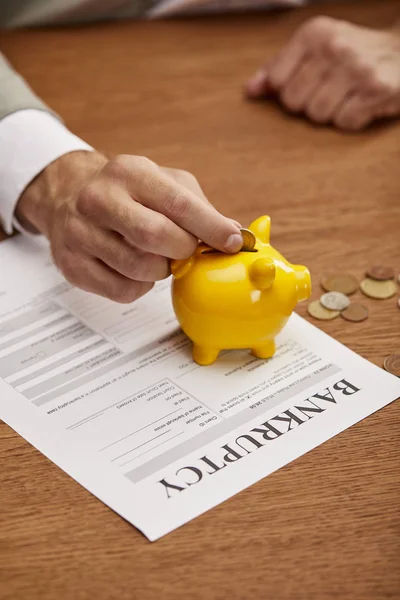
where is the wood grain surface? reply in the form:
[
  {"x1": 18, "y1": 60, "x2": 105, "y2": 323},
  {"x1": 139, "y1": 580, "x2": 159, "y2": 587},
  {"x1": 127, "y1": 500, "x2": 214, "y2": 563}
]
[{"x1": 1, "y1": 2, "x2": 399, "y2": 599}]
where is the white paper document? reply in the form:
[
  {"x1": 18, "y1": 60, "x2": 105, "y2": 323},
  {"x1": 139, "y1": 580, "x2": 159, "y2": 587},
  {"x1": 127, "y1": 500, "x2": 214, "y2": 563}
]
[{"x1": 0, "y1": 236, "x2": 399, "y2": 541}]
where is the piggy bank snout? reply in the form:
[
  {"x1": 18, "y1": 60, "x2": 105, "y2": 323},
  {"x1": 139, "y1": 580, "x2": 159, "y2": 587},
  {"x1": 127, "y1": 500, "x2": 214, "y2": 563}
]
[{"x1": 294, "y1": 266, "x2": 311, "y2": 302}]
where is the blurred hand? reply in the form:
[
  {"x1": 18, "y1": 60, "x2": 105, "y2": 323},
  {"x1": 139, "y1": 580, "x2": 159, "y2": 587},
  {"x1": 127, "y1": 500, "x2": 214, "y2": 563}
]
[
  {"x1": 246, "y1": 17, "x2": 400, "y2": 131},
  {"x1": 16, "y1": 151, "x2": 243, "y2": 302}
]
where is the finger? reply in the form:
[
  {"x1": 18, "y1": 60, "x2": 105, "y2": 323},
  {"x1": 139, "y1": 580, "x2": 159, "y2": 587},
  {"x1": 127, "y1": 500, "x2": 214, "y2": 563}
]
[
  {"x1": 305, "y1": 66, "x2": 354, "y2": 124},
  {"x1": 245, "y1": 65, "x2": 273, "y2": 98},
  {"x1": 64, "y1": 216, "x2": 170, "y2": 282},
  {"x1": 230, "y1": 218, "x2": 242, "y2": 228},
  {"x1": 161, "y1": 167, "x2": 242, "y2": 227},
  {"x1": 266, "y1": 33, "x2": 308, "y2": 91},
  {"x1": 161, "y1": 167, "x2": 209, "y2": 203},
  {"x1": 373, "y1": 94, "x2": 400, "y2": 119},
  {"x1": 246, "y1": 29, "x2": 308, "y2": 98},
  {"x1": 57, "y1": 249, "x2": 153, "y2": 304},
  {"x1": 279, "y1": 55, "x2": 330, "y2": 113},
  {"x1": 104, "y1": 156, "x2": 243, "y2": 253},
  {"x1": 333, "y1": 93, "x2": 377, "y2": 131},
  {"x1": 78, "y1": 185, "x2": 199, "y2": 259}
]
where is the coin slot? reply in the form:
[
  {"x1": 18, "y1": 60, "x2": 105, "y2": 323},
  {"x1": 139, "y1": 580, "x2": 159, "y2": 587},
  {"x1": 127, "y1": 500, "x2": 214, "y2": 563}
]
[{"x1": 201, "y1": 249, "x2": 258, "y2": 254}]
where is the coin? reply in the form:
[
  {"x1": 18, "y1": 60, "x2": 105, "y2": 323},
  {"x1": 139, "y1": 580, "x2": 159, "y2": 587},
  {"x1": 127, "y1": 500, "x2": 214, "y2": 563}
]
[
  {"x1": 341, "y1": 303, "x2": 369, "y2": 322},
  {"x1": 360, "y1": 278, "x2": 397, "y2": 299},
  {"x1": 320, "y1": 291, "x2": 350, "y2": 311},
  {"x1": 366, "y1": 265, "x2": 394, "y2": 281},
  {"x1": 240, "y1": 228, "x2": 256, "y2": 252},
  {"x1": 321, "y1": 273, "x2": 359, "y2": 295},
  {"x1": 307, "y1": 300, "x2": 340, "y2": 320},
  {"x1": 383, "y1": 354, "x2": 400, "y2": 377}
]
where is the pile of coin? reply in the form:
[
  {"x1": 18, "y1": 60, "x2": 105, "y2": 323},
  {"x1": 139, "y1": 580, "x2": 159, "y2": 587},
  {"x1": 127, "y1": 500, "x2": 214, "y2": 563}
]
[
  {"x1": 308, "y1": 273, "x2": 369, "y2": 322},
  {"x1": 361, "y1": 266, "x2": 398, "y2": 299},
  {"x1": 307, "y1": 266, "x2": 400, "y2": 376}
]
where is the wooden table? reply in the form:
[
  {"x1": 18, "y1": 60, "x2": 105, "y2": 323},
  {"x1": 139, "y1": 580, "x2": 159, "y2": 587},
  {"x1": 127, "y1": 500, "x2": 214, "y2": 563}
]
[{"x1": 1, "y1": 2, "x2": 399, "y2": 598}]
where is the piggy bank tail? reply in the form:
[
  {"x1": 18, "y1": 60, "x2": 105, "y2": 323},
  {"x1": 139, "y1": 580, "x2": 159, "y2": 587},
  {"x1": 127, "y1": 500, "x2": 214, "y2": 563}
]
[
  {"x1": 249, "y1": 258, "x2": 276, "y2": 291},
  {"x1": 294, "y1": 266, "x2": 312, "y2": 302}
]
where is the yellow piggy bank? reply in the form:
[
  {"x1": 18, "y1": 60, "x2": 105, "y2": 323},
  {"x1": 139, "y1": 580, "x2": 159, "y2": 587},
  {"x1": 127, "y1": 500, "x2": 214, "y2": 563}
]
[{"x1": 171, "y1": 216, "x2": 311, "y2": 366}]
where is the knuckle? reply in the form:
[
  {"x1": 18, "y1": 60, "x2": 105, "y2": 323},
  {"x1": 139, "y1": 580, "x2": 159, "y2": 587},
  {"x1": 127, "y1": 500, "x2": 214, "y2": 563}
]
[
  {"x1": 64, "y1": 216, "x2": 84, "y2": 249},
  {"x1": 306, "y1": 98, "x2": 330, "y2": 122},
  {"x1": 325, "y1": 36, "x2": 353, "y2": 61},
  {"x1": 301, "y1": 16, "x2": 335, "y2": 40},
  {"x1": 306, "y1": 106, "x2": 324, "y2": 123},
  {"x1": 108, "y1": 281, "x2": 140, "y2": 304},
  {"x1": 280, "y1": 88, "x2": 302, "y2": 112},
  {"x1": 334, "y1": 113, "x2": 359, "y2": 131},
  {"x1": 321, "y1": 33, "x2": 349, "y2": 59},
  {"x1": 177, "y1": 237, "x2": 198, "y2": 260},
  {"x1": 350, "y1": 56, "x2": 376, "y2": 85},
  {"x1": 134, "y1": 219, "x2": 165, "y2": 249},
  {"x1": 170, "y1": 168, "x2": 199, "y2": 192},
  {"x1": 58, "y1": 250, "x2": 78, "y2": 281},
  {"x1": 366, "y1": 73, "x2": 393, "y2": 96},
  {"x1": 338, "y1": 43, "x2": 356, "y2": 63},
  {"x1": 176, "y1": 169, "x2": 197, "y2": 184},
  {"x1": 130, "y1": 155, "x2": 155, "y2": 174},
  {"x1": 107, "y1": 154, "x2": 133, "y2": 178},
  {"x1": 76, "y1": 182, "x2": 101, "y2": 217},
  {"x1": 165, "y1": 190, "x2": 191, "y2": 221},
  {"x1": 353, "y1": 60, "x2": 374, "y2": 81},
  {"x1": 108, "y1": 155, "x2": 157, "y2": 187},
  {"x1": 122, "y1": 253, "x2": 145, "y2": 281},
  {"x1": 333, "y1": 113, "x2": 349, "y2": 129},
  {"x1": 110, "y1": 243, "x2": 129, "y2": 274}
]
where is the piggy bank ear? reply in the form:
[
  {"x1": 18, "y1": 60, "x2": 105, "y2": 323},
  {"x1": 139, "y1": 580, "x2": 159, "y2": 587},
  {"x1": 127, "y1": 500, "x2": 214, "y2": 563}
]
[
  {"x1": 249, "y1": 258, "x2": 276, "y2": 291},
  {"x1": 249, "y1": 216, "x2": 271, "y2": 243},
  {"x1": 171, "y1": 257, "x2": 194, "y2": 280}
]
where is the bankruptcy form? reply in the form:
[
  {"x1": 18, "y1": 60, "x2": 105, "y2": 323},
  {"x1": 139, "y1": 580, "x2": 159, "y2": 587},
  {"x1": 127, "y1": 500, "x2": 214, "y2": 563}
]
[{"x1": 1, "y1": 236, "x2": 399, "y2": 541}]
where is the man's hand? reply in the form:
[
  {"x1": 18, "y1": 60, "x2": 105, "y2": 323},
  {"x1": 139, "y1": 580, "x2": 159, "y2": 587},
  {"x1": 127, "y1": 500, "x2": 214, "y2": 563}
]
[
  {"x1": 16, "y1": 151, "x2": 243, "y2": 302},
  {"x1": 246, "y1": 17, "x2": 400, "y2": 131}
]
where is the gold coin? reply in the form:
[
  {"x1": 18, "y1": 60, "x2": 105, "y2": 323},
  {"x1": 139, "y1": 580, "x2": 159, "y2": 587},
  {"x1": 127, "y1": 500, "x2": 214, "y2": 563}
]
[
  {"x1": 366, "y1": 265, "x2": 394, "y2": 281},
  {"x1": 321, "y1": 273, "x2": 359, "y2": 295},
  {"x1": 383, "y1": 354, "x2": 400, "y2": 377},
  {"x1": 341, "y1": 303, "x2": 369, "y2": 322},
  {"x1": 307, "y1": 300, "x2": 340, "y2": 321},
  {"x1": 240, "y1": 228, "x2": 256, "y2": 252},
  {"x1": 360, "y1": 278, "x2": 397, "y2": 299}
]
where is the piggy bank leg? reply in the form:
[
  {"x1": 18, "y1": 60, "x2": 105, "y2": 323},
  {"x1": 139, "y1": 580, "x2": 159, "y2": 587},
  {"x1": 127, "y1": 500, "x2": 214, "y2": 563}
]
[
  {"x1": 251, "y1": 339, "x2": 276, "y2": 360},
  {"x1": 193, "y1": 344, "x2": 220, "y2": 366}
]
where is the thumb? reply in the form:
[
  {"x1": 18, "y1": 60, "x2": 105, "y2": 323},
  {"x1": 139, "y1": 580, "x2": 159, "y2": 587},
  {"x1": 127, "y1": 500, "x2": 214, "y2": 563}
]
[{"x1": 245, "y1": 67, "x2": 273, "y2": 99}]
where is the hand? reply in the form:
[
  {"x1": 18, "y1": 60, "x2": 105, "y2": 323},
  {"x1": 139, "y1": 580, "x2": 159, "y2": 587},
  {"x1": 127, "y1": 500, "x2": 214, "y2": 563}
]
[
  {"x1": 246, "y1": 17, "x2": 400, "y2": 131},
  {"x1": 16, "y1": 151, "x2": 243, "y2": 302}
]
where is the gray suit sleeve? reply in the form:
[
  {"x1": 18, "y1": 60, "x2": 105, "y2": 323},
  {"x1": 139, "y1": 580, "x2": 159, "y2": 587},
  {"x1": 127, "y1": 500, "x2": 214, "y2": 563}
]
[{"x1": 0, "y1": 52, "x2": 60, "y2": 121}]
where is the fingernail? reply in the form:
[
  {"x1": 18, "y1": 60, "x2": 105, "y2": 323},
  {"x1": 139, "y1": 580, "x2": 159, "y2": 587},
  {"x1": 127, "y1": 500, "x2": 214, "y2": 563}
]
[{"x1": 224, "y1": 233, "x2": 243, "y2": 253}]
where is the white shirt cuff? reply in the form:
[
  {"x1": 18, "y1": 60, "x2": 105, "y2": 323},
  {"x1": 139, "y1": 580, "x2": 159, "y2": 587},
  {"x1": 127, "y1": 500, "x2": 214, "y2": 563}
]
[{"x1": 0, "y1": 109, "x2": 94, "y2": 235}]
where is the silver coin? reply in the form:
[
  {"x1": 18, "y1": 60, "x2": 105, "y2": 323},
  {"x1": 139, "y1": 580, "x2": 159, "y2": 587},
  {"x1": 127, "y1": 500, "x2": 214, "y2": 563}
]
[
  {"x1": 320, "y1": 291, "x2": 350, "y2": 312},
  {"x1": 240, "y1": 228, "x2": 256, "y2": 251}
]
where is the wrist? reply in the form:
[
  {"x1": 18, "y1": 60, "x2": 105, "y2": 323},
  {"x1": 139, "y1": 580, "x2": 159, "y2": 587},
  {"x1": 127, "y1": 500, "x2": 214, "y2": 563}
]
[{"x1": 15, "y1": 150, "x2": 108, "y2": 236}]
